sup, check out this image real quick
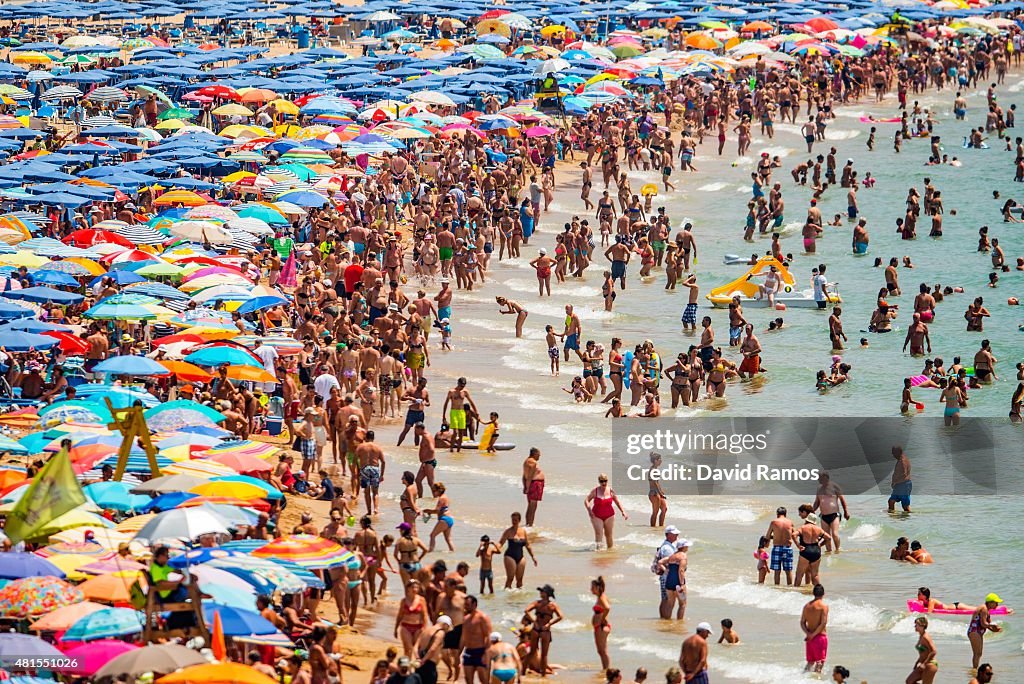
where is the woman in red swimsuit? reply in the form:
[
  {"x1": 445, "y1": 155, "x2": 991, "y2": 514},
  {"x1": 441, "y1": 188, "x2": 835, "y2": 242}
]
[
  {"x1": 585, "y1": 473, "x2": 628, "y2": 550},
  {"x1": 591, "y1": 576, "x2": 612, "y2": 670}
]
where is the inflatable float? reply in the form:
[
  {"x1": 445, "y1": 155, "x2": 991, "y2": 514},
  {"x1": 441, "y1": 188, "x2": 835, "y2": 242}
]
[
  {"x1": 706, "y1": 256, "x2": 841, "y2": 308},
  {"x1": 860, "y1": 116, "x2": 900, "y2": 123},
  {"x1": 462, "y1": 441, "x2": 515, "y2": 451},
  {"x1": 907, "y1": 600, "x2": 1010, "y2": 616}
]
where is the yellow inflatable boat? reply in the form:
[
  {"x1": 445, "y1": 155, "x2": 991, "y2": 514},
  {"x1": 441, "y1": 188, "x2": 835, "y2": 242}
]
[{"x1": 705, "y1": 256, "x2": 841, "y2": 308}]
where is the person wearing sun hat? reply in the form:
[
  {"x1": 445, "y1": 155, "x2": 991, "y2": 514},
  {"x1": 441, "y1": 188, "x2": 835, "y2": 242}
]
[{"x1": 968, "y1": 593, "x2": 1006, "y2": 670}]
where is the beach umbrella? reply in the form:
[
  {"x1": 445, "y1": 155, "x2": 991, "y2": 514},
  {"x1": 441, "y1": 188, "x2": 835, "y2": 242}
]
[
  {"x1": 202, "y1": 604, "x2": 279, "y2": 636},
  {"x1": 168, "y1": 220, "x2": 233, "y2": 244},
  {"x1": 275, "y1": 189, "x2": 328, "y2": 208},
  {"x1": 205, "y1": 556, "x2": 306, "y2": 593},
  {"x1": 0, "y1": 576, "x2": 84, "y2": 618},
  {"x1": 409, "y1": 90, "x2": 456, "y2": 107},
  {"x1": 132, "y1": 474, "x2": 216, "y2": 497},
  {"x1": 0, "y1": 552, "x2": 65, "y2": 579},
  {"x1": 41, "y1": 85, "x2": 83, "y2": 101},
  {"x1": 153, "y1": 190, "x2": 207, "y2": 207},
  {"x1": 61, "y1": 640, "x2": 139, "y2": 677},
  {"x1": 189, "y1": 481, "x2": 267, "y2": 499},
  {"x1": 184, "y1": 345, "x2": 262, "y2": 368},
  {"x1": 251, "y1": 535, "x2": 352, "y2": 570},
  {"x1": 94, "y1": 643, "x2": 206, "y2": 682},
  {"x1": 63, "y1": 606, "x2": 145, "y2": 641},
  {"x1": 212, "y1": 103, "x2": 254, "y2": 117},
  {"x1": 133, "y1": 507, "x2": 231, "y2": 544},
  {"x1": 0, "y1": 633, "x2": 64, "y2": 661},
  {"x1": 0, "y1": 330, "x2": 58, "y2": 351},
  {"x1": 92, "y1": 355, "x2": 171, "y2": 376},
  {"x1": 88, "y1": 86, "x2": 130, "y2": 103},
  {"x1": 77, "y1": 571, "x2": 144, "y2": 605},
  {"x1": 84, "y1": 482, "x2": 150, "y2": 512},
  {"x1": 804, "y1": 17, "x2": 839, "y2": 32},
  {"x1": 158, "y1": 662, "x2": 277, "y2": 684},
  {"x1": 29, "y1": 600, "x2": 106, "y2": 631},
  {"x1": 144, "y1": 401, "x2": 224, "y2": 431}
]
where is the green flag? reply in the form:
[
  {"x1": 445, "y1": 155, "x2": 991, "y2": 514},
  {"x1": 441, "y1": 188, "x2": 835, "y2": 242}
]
[{"x1": 4, "y1": 448, "x2": 86, "y2": 544}]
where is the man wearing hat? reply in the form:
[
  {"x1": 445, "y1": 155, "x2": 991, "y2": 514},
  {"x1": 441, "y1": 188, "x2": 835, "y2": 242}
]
[
  {"x1": 653, "y1": 525, "x2": 681, "y2": 618},
  {"x1": 679, "y1": 623, "x2": 711, "y2": 683}
]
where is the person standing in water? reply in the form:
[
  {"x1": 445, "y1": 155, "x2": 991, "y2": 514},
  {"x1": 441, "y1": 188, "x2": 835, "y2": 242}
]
[
  {"x1": 522, "y1": 447, "x2": 545, "y2": 527},
  {"x1": 801, "y1": 584, "x2": 829, "y2": 674},
  {"x1": 584, "y1": 473, "x2": 628, "y2": 550},
  {"x1": 765, "y1": 506, "x2": 795, "y2": 586},
  {"x1": 495, "y1": 297, "x2": 528, "y2": 338},
  {"x1": 888, "y1": 445, "x2": 912, "y2": 513},
  {"x1": 678, "y1": 623, "x2": 710, "y2": 684},
  {"x1": 906, "y1": 617, "x2": 938, "y2": 684},
  {"x1": 813, "y1": 472, "x2": 850, "y2": 552},
  {"x1": 968, "y1": 594, "x2": 1005, "y2": 670}
]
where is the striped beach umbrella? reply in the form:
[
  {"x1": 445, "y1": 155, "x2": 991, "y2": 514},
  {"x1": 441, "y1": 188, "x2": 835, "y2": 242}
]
[
  {"x1": 114, "y1": 225, "x2": 167, "y2": 245},
  {"x1": 41, "y1": 85, "x2": 83, "y2": 101},
  {"x1": 250, "y1": 534, "x2": 354, "y2": 569},
  {"x1": 88, "y1": 86, "x2": 130, "y2": 103}
]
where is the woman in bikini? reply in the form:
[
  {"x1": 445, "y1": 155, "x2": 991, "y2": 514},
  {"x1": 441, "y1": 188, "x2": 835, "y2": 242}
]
[
  {"x1": 584, "y1": 473, "x2": 628, "y2": 550},
  {"x1": 705, "y1": 358, "x2": 728, "y2": 399},
  {"x1": 906, "y1": 617, "x2": 938, "y2": 684},
  {"x1": 356, "y1": 369, "x2": 377, "y2": 425},
  {"x1": 394, "y1": 520, "x2": 427, "y2": 588},
  {"x1": 498, "y1": 512, "x2": 536, "y2": 589},
  {"x1": 647, "y1": 452, "x2": 668, "y2": 527},
  {"x1": 424, "y1": 482, "x2": 455, "y2": 553},
  {"x1": 662, "y1": 352, "x2": 692, "y2": 408},
  {"x1": 399, "y1": 472, "x2": 420, "y2": 532},
  {"x1": 591, "y1": 576, "x2": 612, "y2": 670},
  {"x1": 601, "y1": 337, "x2": 624, "y2": 403},
  {"x1": 394, "y1": 580, "x2": 430, "y2": 656},
  {"x1": 340, "y1": 537, "x2": 366, "y2": 627},
  {"x1": 524, "y1": 585, "x2": 563, "y2": 677},
  {"x1": 635, "y1": 236, "x2": 655, "y2": 278}
]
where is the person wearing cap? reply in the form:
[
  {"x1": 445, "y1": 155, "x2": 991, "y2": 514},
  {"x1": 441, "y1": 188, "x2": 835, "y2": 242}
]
[
  {"x1": 653, "y1": 525, "x2": 680, "y2": 618},
  {"x1": 413, "y1": 614, "x2": 451, "y2": 684},
  {"x1": 679, "y1": 623, "x2": 711, "y2": 683},
  {"x1": 485, "y1": 631, "x2": 521, "y2": 683},
  {"x1": 968, "y1": 593, "x2": 1005, "y2": 670},
  {"x1": 387, "y1": 655, "x2": 422, "y2": 684},
  {"x1": 657, "y1": 537, "x2": 691, "y2": 620},
  {"x1": 523, "y1": 585, "x2": 562, "y2": 678},
  {"x1": 434, "y1": 278, "x2": 453, "y2": 323}
]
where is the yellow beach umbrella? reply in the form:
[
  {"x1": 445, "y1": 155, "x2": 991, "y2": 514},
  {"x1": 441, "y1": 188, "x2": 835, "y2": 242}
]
[
  {"x1": 540, "y1": 25, "x2": 567, "y2": 37},
  {"x1": 11, "y1": 52, "x2": 53, "y2": 64},
  {"x1": 476, "y1": 19, "x2": 511, "y2": 37},
  {"x1": 222, "y1": 171, "x2": 257, "y2": 183},
  {"x1": 268, "y1": 99, "x2": 299, "y2": 116},
  {"x1": 44, "y1": 553, "x2": 100, "y2": 581},
  {"x1": 155, "y1": 118, "x2": 190, "y2": 131},
  {"x1": 63, "y1": 257, "x2": 106, "y2": 276},
  {"x1": 212, "y1": 103, "x2": 254, "y2": 117},
  {"x1": 0, "y1": 251, "x2": 48, "y2": 268}
]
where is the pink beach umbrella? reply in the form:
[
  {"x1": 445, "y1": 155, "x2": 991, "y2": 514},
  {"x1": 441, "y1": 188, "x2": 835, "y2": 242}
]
[{"x1": 61, "y1": 639, "x2": 140, "y2": 676}]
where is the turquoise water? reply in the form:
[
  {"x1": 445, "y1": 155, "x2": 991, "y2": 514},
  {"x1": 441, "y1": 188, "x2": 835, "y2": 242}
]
[{"x1": 365, "y1": 75, "x2": 1024, "y2": 683}]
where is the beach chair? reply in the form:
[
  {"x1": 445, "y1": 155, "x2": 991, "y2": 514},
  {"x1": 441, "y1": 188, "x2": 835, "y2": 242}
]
[
  {"x1": 327, "y1": 24, "x2": 346, "y2": 46},
  {"x1": 140, "y1": 570, "x2": 210, "y2": 642}
]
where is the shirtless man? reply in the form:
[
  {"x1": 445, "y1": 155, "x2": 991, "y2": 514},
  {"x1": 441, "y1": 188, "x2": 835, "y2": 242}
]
[
  {"x1": 413, "y1": 290, "x2": 438, "y2": 340},
  {"x1": 85, "y1": 325, "x2": 109, "y2": 374},
  {"x1": 415, "y1": 616, "x2": 452, "y2": 684},
  {"x1": 765, "y1": 506, "x2": 795, "y2": 586},
  {"x1": 415, "y1": 423, "x2": 437, "y2": 498},
  {"x1": 435, "y1": 279, "x2": 453, "y2": 327},
  {"x1": 561, "y1": 305, "x2": 582, "y2": 363},
  {"x1": 738, "y1": 324, "x2": 762, "y2": 379},
  {"x1": 461, "y1": 596, "x2": 493, "y2": 684},
  {"x1": 356, "y1": 431, "x2": 385, "y2": 516},
  {"x1": 680, "y1": 275, "x2": 699, "y2": 332},
  {"x1": 800, "y1": 584, "x2": 829, "y2": 674},
  {"x1": 678, "y1": 623, "x2": 710, "y2": 684},
  {"x1": 522, "y1": 447, "x2": 544, "y2": 527},
  {"x1": 902, "y1": 313, "x2": 932, "y2": 356},
  {"x1": 677, "y1": 223, "x2": 697, "y2": 272},
  {"x1": 485, "y1": 632, "x2": 521, "y2": 684},
  {"x1": 441, "y1": 377, "x2": 477, "y2": 453},
  {"x1": 604, "y1": 238, "x2": 631, "y2": 290},
  {"x1": 436, "y1": 578, "x2": 467, "y2": 681},
  {"x1": 496, "y1": 297, "x2": 528, "y2": 338},
  {"x1": 812, "y1": 472, "x2": 849, "y2": 552},
  {"x1": 828, "y1": 307, "x2": 847, "y2": 351}
]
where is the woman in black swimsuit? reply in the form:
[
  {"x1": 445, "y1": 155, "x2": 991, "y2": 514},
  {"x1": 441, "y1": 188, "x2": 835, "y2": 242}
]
[
  {"x1": 795, "y1": 504, "x2": 832, "y2": 587},
  {"x1": 498, "y1": 512, "x2": 536, "y2": 589}
]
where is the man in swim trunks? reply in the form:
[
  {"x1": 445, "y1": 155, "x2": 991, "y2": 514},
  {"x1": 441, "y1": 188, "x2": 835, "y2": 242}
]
[
  {"x1": 765, "y1": 507, "x2": 795, "y2": 586},
  {"x1": 678, "y1": 623, "x2": 710, "y2": 684},
  {"x1": 680, "y1": 275, "x2": 699, "y2": 332},
  {"x1": 461, "y1": 595, "x2": 493, "y2": 684},
  {"x1": 888, "y1": 445, "x2": 912, "y2": 513},
  {"x1": 738, "y1": 324, "x2": 761, "y2": 378},
  {"x1": 561, "y1": 305, "x2": 582, "y2": 362},
  {"x1": 522, "y1": 447, "x2": 545, "y2": 527},
  {"x1": 356, "y1": 430, "x2": 385, "y2": 516},
  {"x1": 435, "y1": 279, "x2": 453, "y2": 325},
  {"x1": 800, "y1": 585, "x2": 829, "y2": 674},
  {"x1": 604, "y1": 237, "x2": 631, "y2": 290},
  {"x1": 485, "y1": 632, "x2": 521, "y2": 684},
  {"x1": 812, "y1": 472, "x2": 849, "y2": 552},
  {"x1": 442, "y1": 378, "x2": 477, "y2": 453}
]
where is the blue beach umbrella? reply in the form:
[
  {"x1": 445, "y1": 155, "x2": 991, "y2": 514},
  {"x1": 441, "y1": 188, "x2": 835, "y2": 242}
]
[
  {"x1": 63, "y1": 607, "x2": 146, "y2": 641},
  {"x1": 92, "y1": 355, "x2": 172, "y2": 376},
  {"x1": 0, "y1": 553, "x2": 65, "y2": 580},
  {"x1": 184, "y1": 346, "x2": 262, "y2": 368},
  {"x1": 0, "y1": 330, "x2": 57, "y2": 351}
]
